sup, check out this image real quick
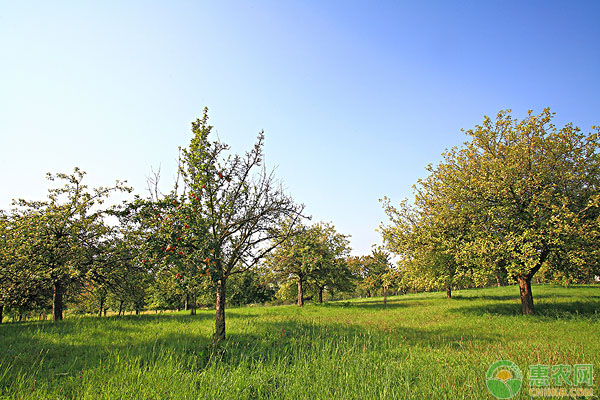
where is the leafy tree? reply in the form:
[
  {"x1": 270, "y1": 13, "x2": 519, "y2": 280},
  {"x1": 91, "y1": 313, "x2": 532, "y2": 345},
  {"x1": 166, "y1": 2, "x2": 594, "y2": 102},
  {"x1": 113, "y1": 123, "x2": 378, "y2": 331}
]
[
  {"x1": 0, "y1": 212, "x2": 52, "y2": 322},
  {"x1": 349, "y1": 248, "x2": 394, "y2": 300},
  {"x1": 8, "y1": 168, "x2": 130, "y2": 321},
  {"x1": 227, "y1": 269, "x2": 275, "y2": 306},
  {"x1": 175, "y1": 109, "x2": 304, "y2": 340},
  {"x1": 306, "y1": 223, "x2": 352, "y2": 303},
  {"x1": 267, "y1": 221, "x2": 351, "y2": 306},
  {"x1": 382, "y1": 109, "x2": 600, "y2": 314},
  {"x1": 146, "y1": 269, "x2": 185, "y2": 312}
]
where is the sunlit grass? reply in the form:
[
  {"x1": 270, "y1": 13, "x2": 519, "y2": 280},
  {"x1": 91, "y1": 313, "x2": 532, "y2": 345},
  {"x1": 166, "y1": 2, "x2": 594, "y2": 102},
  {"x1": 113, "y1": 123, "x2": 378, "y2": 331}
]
[{"x1": 1, "y1": 284, "x2": 598, "y2": 399}]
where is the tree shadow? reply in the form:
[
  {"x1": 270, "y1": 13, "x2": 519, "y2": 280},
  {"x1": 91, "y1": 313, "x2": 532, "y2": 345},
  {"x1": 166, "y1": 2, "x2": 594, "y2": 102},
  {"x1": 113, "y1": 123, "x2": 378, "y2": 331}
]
[
  {"x1": 0, "y1": 310, "x2": 217, "y2": 337},
  {"x1": 451, "y1": 293, "x2": 575, "y2": 301},
  {"x1": 451, "y1": 294, "x2": 518, "y2": 301},
  {"x1": 319, "y1": 300, "x2": 410, "y2": 310},
  {"x1": 451, "y1": 299, "x2": 600, "y2": 318}
]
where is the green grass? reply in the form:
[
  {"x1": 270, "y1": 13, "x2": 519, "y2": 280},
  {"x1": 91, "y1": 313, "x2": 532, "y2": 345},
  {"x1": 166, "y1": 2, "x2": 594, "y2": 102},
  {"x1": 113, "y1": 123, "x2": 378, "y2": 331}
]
[{"x1": 1, "y1": 284, "x2": 599, "y2": 399}]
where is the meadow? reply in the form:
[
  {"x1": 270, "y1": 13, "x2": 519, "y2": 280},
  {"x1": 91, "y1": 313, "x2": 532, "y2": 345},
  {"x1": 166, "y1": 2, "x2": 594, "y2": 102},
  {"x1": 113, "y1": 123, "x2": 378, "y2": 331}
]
[{"x1": 1, "y1": 284, "x2": 598, "y2": 399}]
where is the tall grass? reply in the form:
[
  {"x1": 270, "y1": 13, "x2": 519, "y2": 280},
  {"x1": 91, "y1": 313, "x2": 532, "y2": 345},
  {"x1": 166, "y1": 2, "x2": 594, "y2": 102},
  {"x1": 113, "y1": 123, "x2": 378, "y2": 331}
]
[{"x1": 1, "y1": 284, "x2": 598, "y2": 399}]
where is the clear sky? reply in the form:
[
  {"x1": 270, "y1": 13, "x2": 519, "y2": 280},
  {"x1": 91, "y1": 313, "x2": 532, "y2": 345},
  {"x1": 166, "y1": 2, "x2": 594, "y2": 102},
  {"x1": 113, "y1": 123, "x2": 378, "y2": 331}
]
[{"x1": 1, "y1": 1, "x2": 599, "y2": 255}]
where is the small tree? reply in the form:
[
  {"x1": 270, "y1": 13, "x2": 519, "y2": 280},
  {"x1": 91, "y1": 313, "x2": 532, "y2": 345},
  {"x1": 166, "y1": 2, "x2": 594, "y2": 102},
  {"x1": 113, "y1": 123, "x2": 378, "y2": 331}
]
[
  {"x1": 266, "y1": 222, "x2": 350, "y2": 306},
  {"x1": 306, "y1": 223, "x2": 352, "y2": 303},
  {"x1": 350, "y1": 248, "x2": 393, "y2": 300}
]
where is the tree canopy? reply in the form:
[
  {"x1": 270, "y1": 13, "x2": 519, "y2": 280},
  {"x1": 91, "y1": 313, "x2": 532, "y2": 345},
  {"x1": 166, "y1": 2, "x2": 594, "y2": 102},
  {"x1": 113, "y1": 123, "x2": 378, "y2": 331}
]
[{"x1": 381, "y1": 109, "x2": 600, "y2": 313}]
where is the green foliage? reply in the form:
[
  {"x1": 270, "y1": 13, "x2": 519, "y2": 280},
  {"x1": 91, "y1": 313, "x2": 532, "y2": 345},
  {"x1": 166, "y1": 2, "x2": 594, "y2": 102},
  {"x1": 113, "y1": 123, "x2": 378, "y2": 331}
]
[
  {"x1": 2, "y1": 168, "x2": 130, "y2": 320},
  {"x1": 453, "y1": 109, "x2": 600, "y2": 283},
  {"x1": 382, "y1": 109, "x2": 600, "y2": 309},
  {"x1": 266, "y1": 221, "x2": 352, "y2": 305},
  {"x1": 226, "y1": 270, "x2": 275, "y2": 306},
  {"x1": 347, "y1": 248, "x2": 395, "y2": 297}
]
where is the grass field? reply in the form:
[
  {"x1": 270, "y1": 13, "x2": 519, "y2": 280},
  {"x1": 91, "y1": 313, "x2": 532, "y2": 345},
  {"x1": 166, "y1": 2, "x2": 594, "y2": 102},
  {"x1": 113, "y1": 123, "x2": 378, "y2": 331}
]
[{"x1": 1, "y1": 284, "x2": 599, "y2": 399}]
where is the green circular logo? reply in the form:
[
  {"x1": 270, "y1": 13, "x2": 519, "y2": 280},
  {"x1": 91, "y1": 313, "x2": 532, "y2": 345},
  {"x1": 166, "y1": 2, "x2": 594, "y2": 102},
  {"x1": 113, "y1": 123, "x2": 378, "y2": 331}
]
[{"x1": 485, "y1": 360, "x2": 523, "y2": 399}]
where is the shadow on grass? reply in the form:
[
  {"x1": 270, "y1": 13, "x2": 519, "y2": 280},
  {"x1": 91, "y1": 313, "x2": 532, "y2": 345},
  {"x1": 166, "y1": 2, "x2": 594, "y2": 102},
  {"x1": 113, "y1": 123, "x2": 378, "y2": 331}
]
[
  {"x1": 204, "y1": 318, "x2": 502, "y2": 368},
  {"x1": 451, "y1": 294, "x2": 519, "y2": 301},
  {"x1": 319, "y1": 300, "x2": 410, "y2": 310},
  {"x1": 451, "y1": 293, "x2": 576, "y2": 301},
  {"x1": 451, "y1": 299, "x2": 600, "y2": 318},
  {"x1": 0, "y1": 310, "x2": 216, "y2": 338}
]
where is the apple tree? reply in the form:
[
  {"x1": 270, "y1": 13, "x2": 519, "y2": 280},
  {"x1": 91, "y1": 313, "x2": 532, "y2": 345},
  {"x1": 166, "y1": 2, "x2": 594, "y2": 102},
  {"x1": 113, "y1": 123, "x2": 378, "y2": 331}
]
[{"x1": 176, "y1": 109, "x2": 304, "y2": 340}]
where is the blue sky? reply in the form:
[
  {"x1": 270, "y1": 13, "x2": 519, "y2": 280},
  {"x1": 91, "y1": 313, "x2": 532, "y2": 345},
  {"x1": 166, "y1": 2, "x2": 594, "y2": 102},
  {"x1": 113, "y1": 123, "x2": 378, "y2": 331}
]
[{"x1": 1, "y1": 1, "x2": 599, "y2": 255}]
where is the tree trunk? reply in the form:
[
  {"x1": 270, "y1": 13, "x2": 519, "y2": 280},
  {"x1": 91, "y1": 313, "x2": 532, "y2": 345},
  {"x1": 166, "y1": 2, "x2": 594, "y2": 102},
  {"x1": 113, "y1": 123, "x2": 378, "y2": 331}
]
[
  {"x1": 383, "y1": 287, "x2": 388, "y2": 305},
  {"x1": 190, "y1": 293, "x2": 196, "y2": 316},
  {"x1": 184, "y1": 293, "x2": 189, "y2": 311},
  {"x1": 118, "y1": 300, "x2": 123, "y2": 316},
  {"x1": 297, "y1": 277, "x2": 304, "y2": 307},
  {"x1": 214, "y1": 278, "x2": 226, "y2": 341},
  {"x1": 496, "y1": 275, "x2": 502, "y2": 287},
  {"x1": 98, "y1": 297, "x2": 104, "y2": 317},
  {"x1": 52, "y1": 281, "x2": 63, "y2": 321},
  {"x1": 446, "y1": 286, "x2": 452, "y2": 299},
  {"x1": 366, "y1": 289, "x2": 371, "y2": 298},
  {"x1": 318, "y1": 287, "x2": 323, "y2": 303},
  {"x1": 0, "y1": 304, "x2": 3, "y2": 324},
  {"x1": 103, "y1": 308, "x2": 107, "y2": 317},
  {"x1": 518, "y1": 276, "x2": 535, "y2": 315}
]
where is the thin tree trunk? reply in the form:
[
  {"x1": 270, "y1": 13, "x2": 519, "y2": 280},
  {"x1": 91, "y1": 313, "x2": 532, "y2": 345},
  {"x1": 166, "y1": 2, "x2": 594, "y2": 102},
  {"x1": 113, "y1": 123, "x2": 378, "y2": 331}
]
[
  {"x1": 297, "y1": 277, "x2": 304, "y2": 307},
  {"x1": 190, "y1": 293, "x2": 196, "y2": 315},
  {"x1": 366, "y1": 289, "x2": 371, "y2": 298},
  {"x1": 52, "y1": 281, "x2": 63, "y2": 321},
  {"x1": 518, "y1": 276, "x2": 535, "y2": 315},
  {"x1": 103, "y1": 308, "x2": 107, "y2": 317},
  {"x1": 98, "y1": 297, "x2": 104, "y2": 317},
  {"x1": 384, "y1": 287, "x2": 387, "y2": 305},
  {"x1": 118, "y1": 300, "x2": 123, "y2": 316},
  {"x1": 184, "y1": 293, "x2": 189, "y2": 311},
  {"x1": 446, "y1": 286, "x2": 452, "y2": 299},
  {"x1": 0, "y1": 304, "x2": 3, "y2": 324},
  {"x1": 318, "y1": 287, "x2": 323, "y2": 303},
  {"x1": 214, "y1": 278, "x2": 226, "y2": 341}
]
